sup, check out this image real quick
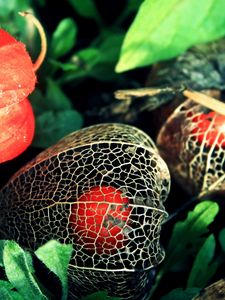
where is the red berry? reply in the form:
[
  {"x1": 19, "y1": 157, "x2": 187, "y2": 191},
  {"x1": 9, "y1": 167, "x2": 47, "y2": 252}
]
[
  {"x1": 191, "y1": 111, "x2": 225, "y2": 148},
  {"x1": 70, "y1": 186, "x2": 131, "y2": 255},
  {"x1": 0, "y1": 98, "x2": 35, "y2": 163}
]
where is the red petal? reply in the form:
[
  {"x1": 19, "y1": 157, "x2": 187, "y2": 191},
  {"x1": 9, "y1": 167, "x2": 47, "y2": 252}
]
[
  {"x1": 0, "y1": 98, "x2": 35, "y2": 163},
  {"x1": 0, "y1": 29, "x2": 36, "y2": 109}
]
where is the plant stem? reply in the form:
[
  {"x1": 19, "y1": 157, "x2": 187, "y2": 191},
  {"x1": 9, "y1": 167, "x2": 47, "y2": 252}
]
[
  {"x1": 19, "y1": 11, "x2": 47, "y2": 71},
  {"x1": 162, "y1": 196, "x2": 197, "y2": 225},
  {"x1": 148, "y1": 269, "x2": 165, "y2": 299}
]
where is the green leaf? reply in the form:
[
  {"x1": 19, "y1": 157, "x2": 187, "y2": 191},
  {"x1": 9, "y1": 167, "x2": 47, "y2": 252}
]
[
  {"x1": 0, "y1": 280, "x2": 13, "y2": 290},
  {"x1": 62, "y1": 34, "x2": 124, "y2": 83},
  {"x1": 51, "y1": 18, "x2": 77, "y2": 58},
  {"x1": 187, "y1": 234, "x2": 217, "y2": 288},
  {"x1": 116, "y1": 0, "x2": 225, "y2": 72},
  {"x1": 45, "y1": 78, "x2": 73, "y2": 110},
  {"x1": 219, "y1": 228, "x2": 225, "y2": 252},
  {"x1": 61, "y1": 48, "x2": 101, "y2": 82},
  {"x1": 126, "y1": 0, "x2": 143, "y2": 14},
  {"x1": 0, "y1": 240, "x2": 6, "y2": 267},
  {"x1": 32, "y1": 109, "x2": 83, "y2": 148},
  {"x1": 30, "y1": 88, "x2": 47, "y2": 116},
  {"x1": 35, "y1": 241, "x2": 73, "y2": 300},
  {"x1": 156, "y1": 201, "x2": 219, "y2": 282},
  {"x1": 54, "y1": 48, "x2": 100, "y2": 82},
  {"x1": 160, "y1": 288, "x2": 200, "y2": 300},
  {"x1": 98, "y1": 34, "x2": 125, "y2": 63},
  {"x1": 35, "y1": 0, "x2": 46, "y2": 7},
  {"x1": 149, "y1": 201, "x2": 218, "y2": 299},
  {"x1": 81, "y1": 291, "x2": 121, "y2": 300},
  {"x1": 164, "y1": 201, "x2": 219, "y2": 273},
  {"x1": 0, "y1": 0, "x2": 30, "y2": 18},
  {"x1": 3, "y1": 241, "x2": 47, "y2": 300},
  {"x1": 75, "y1": 47, "x2": 102, "y2": 72},
  {"x1": 0, "y1": 288, "x2": 24, "y2": 300},
  {"x1": 0, "y1": 280, "x2": 24, "y2": 300},
  {"x1": 0, "y1": 0, "x2": 17, "y2": 17},
  {"x1": 49, "y1": 59, "x2": 79, "y2": 72},
  {"x1": 0, "y1": 288, "x2": 22, "y2": 300},
  {"x1": 115, "y1": 0, "x2": 143, "y2": 24},
  {"x1": 68, "y1": 0, "x2": 102, "y2": 25},
  {"x1": 89, "y1": 34, "x2": 124, "y2": 80},
  {"x1": 30, "y1": 79, "x2": 73, "y2": 116}
]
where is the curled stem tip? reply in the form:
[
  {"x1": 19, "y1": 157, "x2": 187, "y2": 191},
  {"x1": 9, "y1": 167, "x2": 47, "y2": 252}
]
[
  {"x1": 183, "y1": 90, "x2": 225, "y2": 116},
  {"x1": 19, "y1": 11, "x2": 47, "y2": 71}
]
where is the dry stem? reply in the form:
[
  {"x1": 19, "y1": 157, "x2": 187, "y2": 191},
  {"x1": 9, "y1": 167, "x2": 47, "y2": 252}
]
[
  {"x1": 183, "y1": 90, "x2": 225, "y2": 116},
  {"x1": 19, "y1": 11, "x2": 47, "y2": 71}
]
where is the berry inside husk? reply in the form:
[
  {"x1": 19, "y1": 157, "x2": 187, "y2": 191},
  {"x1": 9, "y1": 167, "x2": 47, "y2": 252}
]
[
  {"x1": 70, "y1": 186, "x2": 131, "y2": 255},
  {"x1": 191, "y1": 111, "x2": 225, "y2": 148}
]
